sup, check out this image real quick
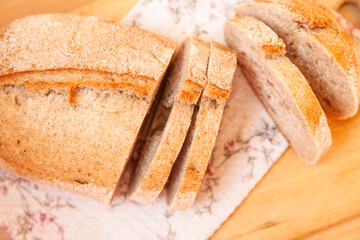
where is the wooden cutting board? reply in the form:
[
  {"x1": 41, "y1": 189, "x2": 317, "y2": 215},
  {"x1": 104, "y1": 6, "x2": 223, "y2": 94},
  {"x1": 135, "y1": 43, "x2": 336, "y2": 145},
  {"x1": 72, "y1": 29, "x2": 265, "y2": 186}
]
[{"x1": 1, "y1": 0, "x2": 360, "y2": 239}]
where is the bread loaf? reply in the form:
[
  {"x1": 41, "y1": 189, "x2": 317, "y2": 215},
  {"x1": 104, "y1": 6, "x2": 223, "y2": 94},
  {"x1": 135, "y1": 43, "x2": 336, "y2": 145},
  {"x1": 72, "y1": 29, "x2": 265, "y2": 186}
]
[{"x1": 0, "y1": 14, "x2": 176, "y2": 203}]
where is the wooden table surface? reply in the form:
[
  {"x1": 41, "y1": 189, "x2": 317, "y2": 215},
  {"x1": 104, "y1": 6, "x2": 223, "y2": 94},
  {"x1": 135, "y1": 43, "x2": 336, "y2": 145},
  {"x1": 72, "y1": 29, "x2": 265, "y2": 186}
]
[{"x1": 1, "y1": 0, "x2": 360, "y2": 239}]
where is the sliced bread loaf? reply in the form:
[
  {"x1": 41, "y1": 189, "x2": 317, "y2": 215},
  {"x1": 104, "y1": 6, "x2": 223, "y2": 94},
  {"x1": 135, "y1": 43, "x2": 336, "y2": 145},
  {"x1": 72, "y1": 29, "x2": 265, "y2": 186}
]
[
  {"x1": 224, "y1": 16, "x2": 332, "y2": 163},
  {"x1": 0, "y1": 14, "x2": 176, "y2": 203},
  {"x1": 236, "y1": 0, "x2": 359, "y2": 119},
  {"x1": 128, "y1": 37, "x2": 210, "y2": 204},
  {"x1": 166, "y1": 42, "x2": 237, "y2": 211}
]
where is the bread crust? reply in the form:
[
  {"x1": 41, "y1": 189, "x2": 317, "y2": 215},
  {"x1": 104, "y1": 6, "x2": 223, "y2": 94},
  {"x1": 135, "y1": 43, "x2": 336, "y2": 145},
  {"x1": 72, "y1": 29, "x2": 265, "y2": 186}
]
[
  {"x1": 167, "y1": 42, "x2": 236, "y2": 211},
  {"x1": 0, "y1": 14, "x2": 176, "y2": 98},
  {"x1": 177, "y1": 38, "x2": 211, "y2": 104},
  {"x1": 0, "y1": 70, "x2": 156, "y2": 101},
  {"x1": 202, "y1": 42, "x2": 236, "y2": 101},
  {"x1": 0, "y1": 160, "x2": 114, "y2": 202},
  {"x1": 227, "y1": 16, "x2": 286, "y2": 56}
]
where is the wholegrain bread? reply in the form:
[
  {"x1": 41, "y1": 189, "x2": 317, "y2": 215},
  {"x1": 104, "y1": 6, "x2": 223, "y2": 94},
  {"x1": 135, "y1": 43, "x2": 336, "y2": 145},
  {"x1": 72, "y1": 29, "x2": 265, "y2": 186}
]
[
  {"x1": 224, "y1": 16, "x2": 332, "y2": 163},
  {"x1": 0, "y1": 14, "x2": 176, "y2": 203},
  {"x1": 128, "y1": 37, "x2": 210, "y2": 204},
  {"x1": 236, "y1": 0, "x2": 359, "y2": 119},
  {"x1": 166, "y1": 42, "x2": 237, "y2": 211}
]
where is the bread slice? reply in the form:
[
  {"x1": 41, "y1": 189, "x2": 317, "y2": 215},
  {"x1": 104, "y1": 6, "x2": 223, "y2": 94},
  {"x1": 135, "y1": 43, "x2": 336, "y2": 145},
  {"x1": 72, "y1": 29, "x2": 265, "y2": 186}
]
[
  {"x1": 224, "y1": 16, "x2": 332, "y2": 163},
  {"x1": 236, "y1": 0, "x2": 359, "y2": 119},
  {"x1": 332, "y1": 9, "x2": 360, "y2": 86},
  {"x1": 0, "y1": 14, "x2": 176, "y2": 203},
  {"x1": 127, "y1": 37, "x2": 210, "y2": 204},
  {"x1": 166, "y1": 42, "x2": 237, "y2": 211},
  {"x1": 332, "y1": 8, "x2": 360, "y2": 99}
]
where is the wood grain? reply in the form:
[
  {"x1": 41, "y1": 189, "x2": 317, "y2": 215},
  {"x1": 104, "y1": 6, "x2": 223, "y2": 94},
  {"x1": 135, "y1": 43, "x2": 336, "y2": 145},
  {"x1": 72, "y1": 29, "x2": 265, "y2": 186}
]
[
  {"x1": 211, "y1": 113, "x2": 360, "y2": 240},
  {"x1": 1, "y1": 0, "x2": 360, "y2": 239},
  {"x1": 303, "y1": 215, "x2": 360, "y2": 240},
  {"x1": 72, "y1": 0, "x2": 137, "y2": 22},
  {"x1": 338, "y1": 2, "x2": 360, "y2": 27},
  {"x1": 0, "y1": 227, "x2": 12, "y2": 240},
  {"x1": 328, "y1": 0, "x2": 360, "y2": 9},
  {"x1": 0, "y1": 0, "x2": 96, "y2": 26}
]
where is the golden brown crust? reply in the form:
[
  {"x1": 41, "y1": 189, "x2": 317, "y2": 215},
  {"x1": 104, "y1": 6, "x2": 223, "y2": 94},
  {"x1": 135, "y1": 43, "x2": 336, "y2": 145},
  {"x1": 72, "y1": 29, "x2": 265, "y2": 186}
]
[
  {"x1": 273, "y1": 58, "x2": 330, "y2": 143},
  {"x1": 228, "y1": 17, "x2": 286, "y2": 56},
  {"x1": 256, "y1": 0, "x2": 332, "y2": 28},
  {"x1": 0, "y1": 158, "x2": 113, "y2": 203},
  {"x1": 0, "y1": 14, "x2": 176, "y2": 98},
  {"x1": 176, "y1": 37, "x2": 211, "y2": 104},
  {"x1": 252, "y1": 0, "x2": 358, "y2": 77},
  {"x1": 177, "y1": 79, "x2": 205, "y2": 104},
  {"x1": 202, "y1": 42, "x2": 237, "y2": 101},
  {"x1": 0, "y1": 70, "x2": 156, "y2": 99}
]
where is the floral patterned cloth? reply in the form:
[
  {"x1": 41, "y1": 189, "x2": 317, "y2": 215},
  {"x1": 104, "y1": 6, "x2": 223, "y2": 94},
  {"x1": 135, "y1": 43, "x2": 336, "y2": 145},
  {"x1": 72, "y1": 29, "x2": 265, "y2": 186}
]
[{"x1": 0, "y1": 0, "x2": 289, "y2": 239}]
